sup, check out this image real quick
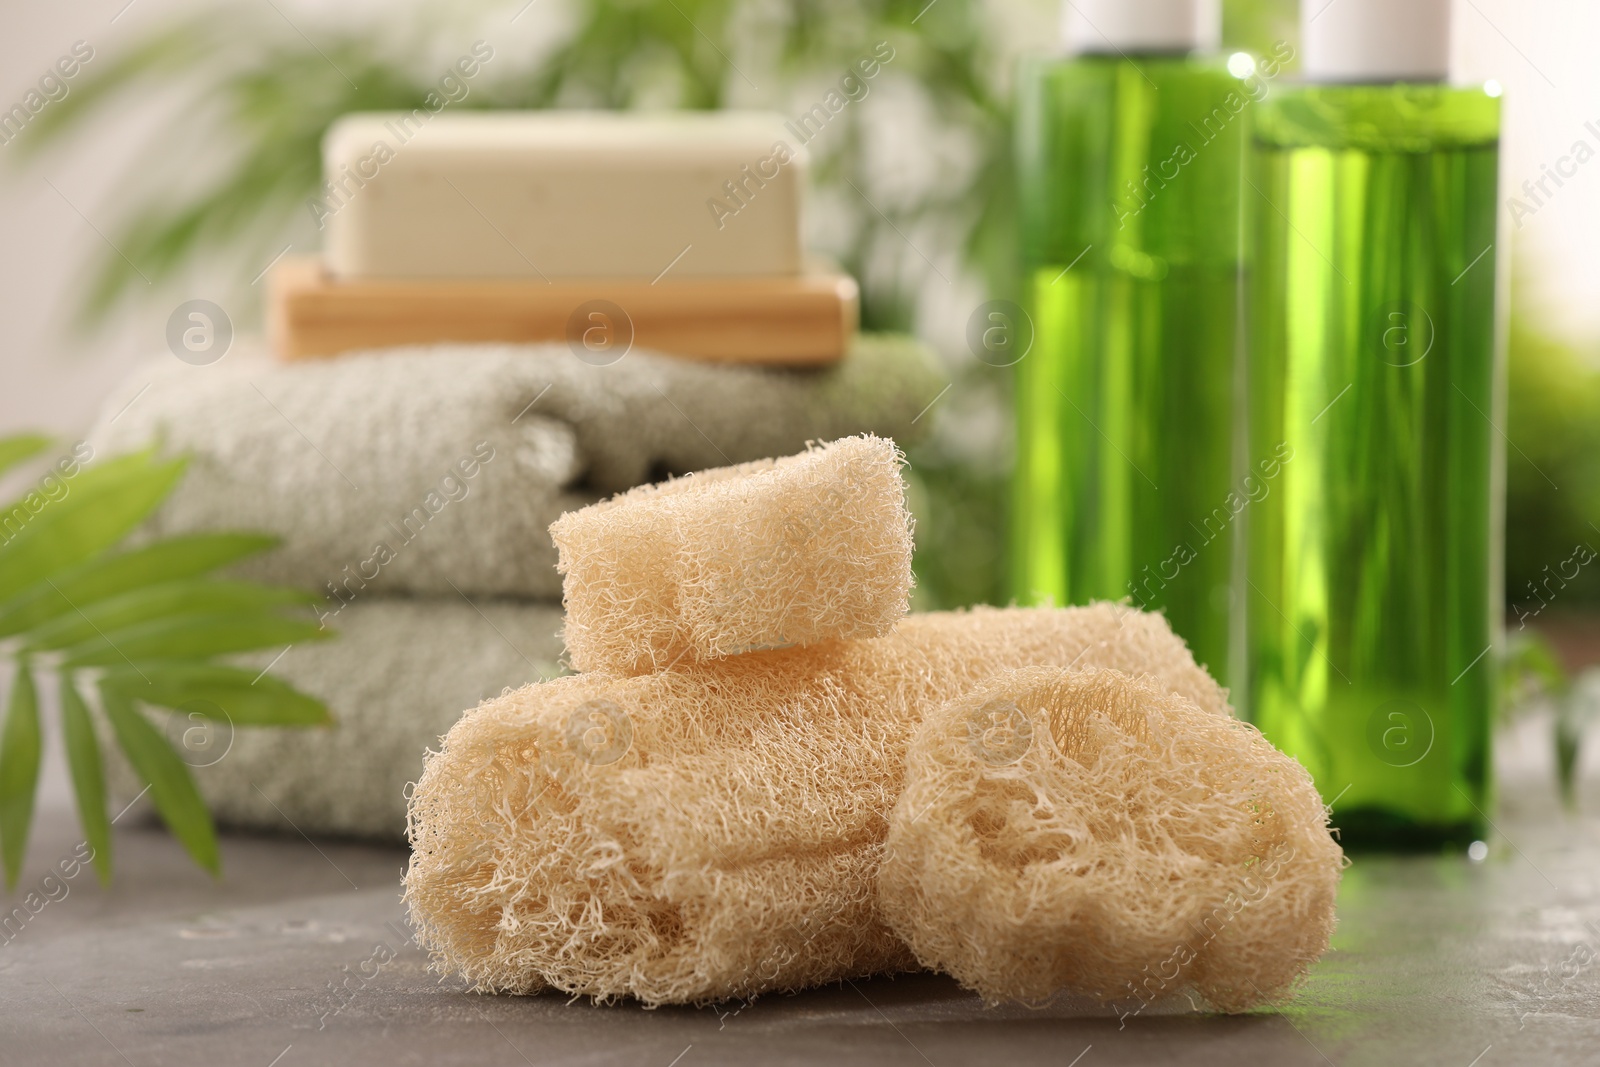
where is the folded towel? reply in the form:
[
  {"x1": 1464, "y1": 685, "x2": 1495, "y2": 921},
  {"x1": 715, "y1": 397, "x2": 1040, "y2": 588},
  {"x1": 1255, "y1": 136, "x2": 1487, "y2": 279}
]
[
  {"x1": 105, "y1": 598, "x2": 567, "y2": 839},
  {"x1": 88, "y1": 337, "x2": 945, "y2": 602}
]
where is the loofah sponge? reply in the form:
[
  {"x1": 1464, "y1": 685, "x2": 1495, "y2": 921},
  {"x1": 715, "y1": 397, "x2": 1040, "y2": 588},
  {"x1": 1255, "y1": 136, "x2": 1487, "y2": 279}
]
[
  {"x1": 404, "y1": 604, "x2": 1232, "y2": 1005},
  {"x1": 877, "y1": 666, "x2": 1343, "y2": 1013},
  {"x1": 550, "y1": 434, "x2": 913, "y2": 674}
]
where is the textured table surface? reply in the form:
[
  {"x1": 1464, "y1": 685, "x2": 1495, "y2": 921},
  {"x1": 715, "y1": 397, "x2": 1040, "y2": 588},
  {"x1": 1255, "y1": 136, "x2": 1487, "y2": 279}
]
[{"x1": 3, "y1": 722, "x2": 1598, "y2": 1067}]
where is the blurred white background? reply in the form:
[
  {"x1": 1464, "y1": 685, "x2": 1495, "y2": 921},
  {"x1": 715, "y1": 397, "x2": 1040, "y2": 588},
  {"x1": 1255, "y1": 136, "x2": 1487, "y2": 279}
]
[{"x1": 1, "y1": 0, "x2": 1596, "y2": 441}]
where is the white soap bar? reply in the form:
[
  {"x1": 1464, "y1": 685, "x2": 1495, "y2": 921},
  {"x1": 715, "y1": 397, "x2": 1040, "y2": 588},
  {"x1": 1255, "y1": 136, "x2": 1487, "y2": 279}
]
[{"x1": 318, "y1": 111, "x2": 805, "y2": 280}]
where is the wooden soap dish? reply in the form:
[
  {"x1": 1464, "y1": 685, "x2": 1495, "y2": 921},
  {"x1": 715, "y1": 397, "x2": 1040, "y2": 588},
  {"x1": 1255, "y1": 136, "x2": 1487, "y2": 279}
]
[{"x1": 268, "y1": 257, "x2": 858, "y2": 366}]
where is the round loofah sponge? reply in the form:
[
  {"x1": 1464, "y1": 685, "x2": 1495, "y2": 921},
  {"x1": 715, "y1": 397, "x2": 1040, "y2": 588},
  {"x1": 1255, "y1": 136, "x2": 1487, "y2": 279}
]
[
  {"x1": 877, "y1": 666, "x2": 1344, "y2": 1013},
  {"x1": 550, "y1": 434, "x2": 914, "y2": 675},
  {"x1": 404, "y1": 605, "x2": 1233, "y2": 1005}
]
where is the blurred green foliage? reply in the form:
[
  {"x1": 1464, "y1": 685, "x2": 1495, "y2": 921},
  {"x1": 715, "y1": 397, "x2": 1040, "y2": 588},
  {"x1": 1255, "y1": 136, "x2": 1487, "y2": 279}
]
[
  {"x1": 1506, "y1": 315, "x2": 1600, "y2": 615},
  {"x1": 12, "y1": 0, "x2": 1600, "y2": 622},
  {"x1": 17, "y1": 0, "x2": 1027, "y2": 611},
  {"x1": 16, "y1": 1, "x2": 1015, "y2": 332},
  {"x1": 1502, "y1": 629, "x2": 1600, "y2": 811}
]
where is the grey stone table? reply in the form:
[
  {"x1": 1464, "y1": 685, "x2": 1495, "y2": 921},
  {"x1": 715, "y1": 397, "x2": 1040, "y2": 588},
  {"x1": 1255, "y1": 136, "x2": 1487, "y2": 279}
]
[{"x1": 3, "y1": 720, "x2": 1598, "y2": 1067}]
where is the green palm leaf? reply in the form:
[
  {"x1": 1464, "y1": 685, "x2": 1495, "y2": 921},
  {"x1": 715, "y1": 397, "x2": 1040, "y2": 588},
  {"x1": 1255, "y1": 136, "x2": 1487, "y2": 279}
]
[
  {"x1": 100, "y1": 684, "x2": 220, "y2": 877},
  {"x1": 0, "y1": 450, "x2": 187, "y2": 603},
  {"x1": 101, "y1": 664, "x2": 333, "y2": 727},
  {"x1": 0, "y1": 663, "x2": 42, "y2": 887},
  {"x1": 60, "y1": 613, "x2": 330, "y2": 668},
  {"x1": 0, "y1": 533, "x2": 283, "y2": 638},
  {"x1": 0, "y1": 434, "x2": 333, "y2": 884},
  {"x1": 0, "y1": 434, "x2": 51, "y2": 478},
  {"x1": 22, "y1": 579, "x2": 317, "y2": 650},
  {"x1": 59, "y1": 675, "x2": 112, "y2": 884}
]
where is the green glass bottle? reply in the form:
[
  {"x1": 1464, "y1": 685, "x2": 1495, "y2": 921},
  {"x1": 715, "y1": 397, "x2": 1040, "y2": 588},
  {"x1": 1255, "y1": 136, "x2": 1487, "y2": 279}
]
[
  {"x1": 1243, "y1": 0, "x2": 1503, "y2": 848},
  {"x1": 1013, "y1": 2, "x2": 1276, "y2": 687}
]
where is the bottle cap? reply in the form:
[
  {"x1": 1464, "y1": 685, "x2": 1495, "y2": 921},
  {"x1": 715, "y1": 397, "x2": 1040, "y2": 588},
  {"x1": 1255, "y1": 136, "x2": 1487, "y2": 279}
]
[
  {"x1": 1061, "y1": 0, "x2": 1221, "y2": 55},
  {"x1": 1301, "y1": 0, "x2": 1451, "y2": 81}
]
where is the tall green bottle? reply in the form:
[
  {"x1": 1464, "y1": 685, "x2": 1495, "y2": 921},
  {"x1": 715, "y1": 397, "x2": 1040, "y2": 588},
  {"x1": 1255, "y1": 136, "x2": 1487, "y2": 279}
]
[
  {"x1": 1012, "y1": 0, "x2": 1273, "y2": 686},
  {"x1": 1243, "y1": 0, "x2": 1503, "y2": 848}
]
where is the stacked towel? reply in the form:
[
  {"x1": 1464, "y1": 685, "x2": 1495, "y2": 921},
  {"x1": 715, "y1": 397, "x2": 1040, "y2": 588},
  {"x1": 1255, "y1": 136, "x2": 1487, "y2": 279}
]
[
  {"x1": 92, "y1": 336, "x2": 944, "y2": 601},
  {"x1": 90, "y1": 337, "x2": 946, "y2": 838},
  {"x1": 195, "y1": 598, "x2": 563, "y2": 838}
]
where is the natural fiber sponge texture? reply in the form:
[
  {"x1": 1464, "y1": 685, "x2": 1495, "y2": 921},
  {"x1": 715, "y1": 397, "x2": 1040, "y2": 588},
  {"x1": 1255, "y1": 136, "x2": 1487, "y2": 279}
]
[
  {"x1": 404, "y1": 604, "x2": 1229, "y2": 1005},
  {"x1": 878, "y1": 666, "x2": 1343, "y2": 1013},
  {"x1": 550, "y1": 434, "x2": 913, "y2": 674}
]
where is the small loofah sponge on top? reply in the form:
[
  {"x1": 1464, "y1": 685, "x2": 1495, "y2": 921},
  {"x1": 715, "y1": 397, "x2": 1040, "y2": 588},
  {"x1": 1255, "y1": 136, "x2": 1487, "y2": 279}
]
[
  {"x1": 550, "y1": 434, "x2": 913, "y2": 675},
  {"x1": 877, "y1": 666, "x2": 1344, "y2": 1013}
]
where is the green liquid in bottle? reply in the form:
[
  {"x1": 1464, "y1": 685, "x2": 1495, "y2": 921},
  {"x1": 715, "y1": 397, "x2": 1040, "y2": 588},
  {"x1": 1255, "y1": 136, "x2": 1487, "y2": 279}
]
[
  {"x1": 1244, "y1": 83, "x2": 1502, "y2": 848},
  {"x1": 1013, "y1": 53, "x2": 1253, "y2": 685}
]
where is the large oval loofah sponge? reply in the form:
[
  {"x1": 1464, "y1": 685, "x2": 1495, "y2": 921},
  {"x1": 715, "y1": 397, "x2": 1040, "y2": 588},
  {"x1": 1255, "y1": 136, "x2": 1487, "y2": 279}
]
[
  {"x1": 877, "y1": 666, "x2": 1344, "y2": 1013},
  {"x1": 404, "y1": 605, "x2": 1232, "y2": 1005},
  {"x1": 550, "y1": 434, "x2": 914, "y2": 675}
]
